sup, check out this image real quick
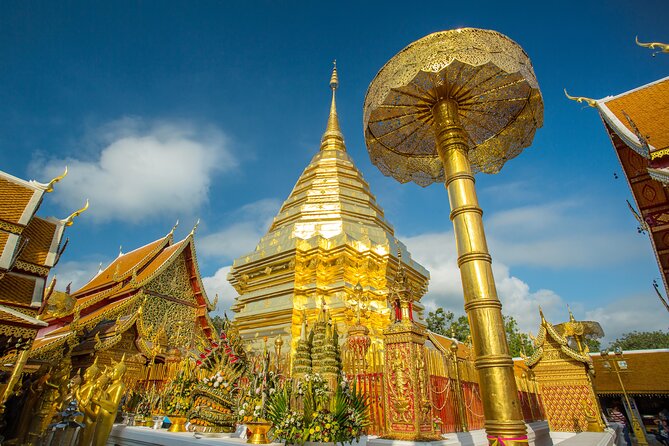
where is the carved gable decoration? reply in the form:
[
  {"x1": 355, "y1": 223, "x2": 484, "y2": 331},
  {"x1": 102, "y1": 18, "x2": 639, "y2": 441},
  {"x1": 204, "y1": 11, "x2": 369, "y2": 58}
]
[{"x1": 145, "y1": 252, "x2": 196, "y2": 303}]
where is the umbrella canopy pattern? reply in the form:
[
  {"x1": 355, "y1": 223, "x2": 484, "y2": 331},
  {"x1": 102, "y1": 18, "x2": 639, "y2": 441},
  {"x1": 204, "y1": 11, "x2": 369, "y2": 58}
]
[{"x1": 363, "y1": 28, "x2": 544, "y2": 186}]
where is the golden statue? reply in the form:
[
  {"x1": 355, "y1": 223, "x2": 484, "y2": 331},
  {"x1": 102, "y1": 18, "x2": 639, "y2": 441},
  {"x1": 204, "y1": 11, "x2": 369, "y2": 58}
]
[
  {"x1": 76, "y1": 358, "x2": 100, "y2": 446},
  {"x1": 91, "y1": 356, "x2": 127, "y2": 446},
  {"x1": 62, "y1": 369, "x2": 82, "y2": 412},
  {"x1": 14, "y1": 366, "x2": 51, "y2": 445}
]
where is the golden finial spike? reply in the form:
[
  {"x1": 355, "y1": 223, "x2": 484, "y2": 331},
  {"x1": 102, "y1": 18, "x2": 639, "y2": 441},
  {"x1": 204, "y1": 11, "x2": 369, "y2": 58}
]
[
  {"x1": 63, "y1": 199, "x2": 89, "y2": 226},
  {"x1": 567, "y1": 304, "x2": 575, "y2": 322},
  {"x1": 330, "y1": 60, "x2": 339, "y2": 90},
  {"x1": 636, "y1": 36, "x2": 669, "y2": 56},
  {"x1": 538, "y1": 306, "x2": 545, "y2": 322},
  {"x1": 320, "y1": 60, "x2": 346, "y2": 151},
  {"x1": 189, "y1": 218, "x2": 200, "y2": 237},
  {"x1": 564, "y1": 89, "x2": 597, "y2": 108},
  {"x1": 45, "y1": 166, "x2": 68, "y2": 192}
]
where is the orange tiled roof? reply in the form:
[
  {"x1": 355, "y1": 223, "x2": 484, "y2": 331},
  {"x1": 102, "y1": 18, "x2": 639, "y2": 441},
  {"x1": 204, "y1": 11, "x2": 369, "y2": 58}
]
[
  {"x1": 428, "y1": 331, "x2": 470, "y2": 359},
  {"x1": 0, "y1": 273, "x2": 37, "y2": 307},
  {"x1": 73, "y1": 236, "x2": 170, "y2": 296},
  {"x1": 0, "y1": 177, "x2": 36, "y2": 226},
  {"x1": 591, "y1": 349, "x2": 669, "y2": 394},
  {"x1": 134, "y1": 240, "x2": 185, "y2": 284},
  {"x1": 0, "y1": 232, "x2": 9, "y2": 261},
  {"x1": 74, "y1": 240, "x2": 187, "y2": 309},
  {"x1": 18, "y1": 217, "x2": 58, "y2": 267},
  {"x1": 0, "y1": 304, "x2": 46, "y2": 328},
  {"x1": 602, "y1": 78, "x2": 669, "y2": 154}
]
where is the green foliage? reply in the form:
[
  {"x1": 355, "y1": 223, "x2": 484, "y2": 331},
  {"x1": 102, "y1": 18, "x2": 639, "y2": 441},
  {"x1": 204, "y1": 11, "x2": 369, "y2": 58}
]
[
  {"x1": 426, "y1": 308, "x2": 469, "y2": 341},
  {"x1": 426, "y1": 308, "x2": 534, "y2": 356},
  {"x1": 608, "y1": 330, "x2": 669, "y2": 351},
  {"x1": 503, "y1": 316, "x2": 534, "y2": 357},
  {"x1": 266, "y1": 374, "x2": 369, "y2": 445},
  {"x1": 584, "y1": 337, "x2": 601, "y2": 353},
  {"x1": 211, "y1": 315, "x2": 225, "y2": 334}
]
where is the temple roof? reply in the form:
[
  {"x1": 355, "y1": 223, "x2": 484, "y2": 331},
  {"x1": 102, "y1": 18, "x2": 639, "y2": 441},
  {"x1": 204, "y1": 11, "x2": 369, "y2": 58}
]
[
  {"x1": 525, "y1": 310, "x2": 591, "y2": 368},
  {"x1": 74, "y1": 234, "x2": 173, "y2": 296},
  {"x1": 31, "y1": 225, "x2": 216, "y2": 359},
  {"x1": 596, "y1": 77, "x2": 669, "y2": 160},
  {"x1": 591, "y1": 349, "x2": 669, "y2": 395}
]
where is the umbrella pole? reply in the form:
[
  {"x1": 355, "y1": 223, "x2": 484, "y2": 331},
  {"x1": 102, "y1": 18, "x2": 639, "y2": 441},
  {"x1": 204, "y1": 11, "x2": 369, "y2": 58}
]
[{"x1": 432, "y1": 98, "x2": 527, "y2": 446}]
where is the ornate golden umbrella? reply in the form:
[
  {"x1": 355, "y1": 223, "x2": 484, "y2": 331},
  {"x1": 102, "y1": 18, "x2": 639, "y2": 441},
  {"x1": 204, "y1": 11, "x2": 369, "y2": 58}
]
[{"x1": 363, "y1": 28, "x2": 543, "y2": 446}]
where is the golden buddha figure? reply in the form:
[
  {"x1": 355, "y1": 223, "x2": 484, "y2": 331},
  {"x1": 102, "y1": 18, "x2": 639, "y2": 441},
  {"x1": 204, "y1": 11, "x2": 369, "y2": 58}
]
[
  {"x1": 76, "y1": 358, "x2": 100, "y2": 446},
  {"x1": 91, "y1": 356, "x2": 127, "y2": 446}
]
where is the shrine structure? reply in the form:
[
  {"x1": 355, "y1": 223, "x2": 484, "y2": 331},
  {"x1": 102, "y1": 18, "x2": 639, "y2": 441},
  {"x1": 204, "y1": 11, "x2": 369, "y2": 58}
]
[
  {"x1": 525, "y1": 310, "x2": 604, "y2": 433},
  {"x1": 0, "y1": 167, "x2": 85, "y2": 414},
  {"x1": 27, "y1": 222, "x2": 217, "y2": 382}
]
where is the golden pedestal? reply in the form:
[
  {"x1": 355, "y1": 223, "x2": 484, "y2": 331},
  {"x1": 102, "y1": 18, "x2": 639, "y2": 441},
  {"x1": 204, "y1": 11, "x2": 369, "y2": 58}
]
[
  {"x1": 246, "y1": 421, "x2": 272, "y2": 444},
  {"x1": 167, "y1": 416, "x2": 188, "y2": 432}
]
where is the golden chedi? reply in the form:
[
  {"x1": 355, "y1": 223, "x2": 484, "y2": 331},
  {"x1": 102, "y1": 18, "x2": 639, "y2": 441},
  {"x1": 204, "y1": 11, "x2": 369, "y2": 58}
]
[{"x1": 230, "y1": 64, "x2": 430, "y2": 356}]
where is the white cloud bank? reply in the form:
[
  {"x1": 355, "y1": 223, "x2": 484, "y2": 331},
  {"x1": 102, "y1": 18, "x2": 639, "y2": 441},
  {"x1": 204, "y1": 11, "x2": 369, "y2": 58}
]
[
  {"x1": 198, "y1": 198, "x2": 282, "y2": 316},
  {"x1": 402, "y1": 197, "x2": 656, "y2": 336},
  {"x1": 198, "y1": 198, "x2": 281, "y2": 261},
  {"x1": 402, "y1": 231, "x2": 563, "y2": 334},
  {"x1": 32, "y1": 118, "x2": 236, "y2": 223}
]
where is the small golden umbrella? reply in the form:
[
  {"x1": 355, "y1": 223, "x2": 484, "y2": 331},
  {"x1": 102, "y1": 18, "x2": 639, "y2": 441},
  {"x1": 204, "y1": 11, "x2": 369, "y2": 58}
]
[{"x1": 363, "y1": 28, "x2": 543, "y2": 446}]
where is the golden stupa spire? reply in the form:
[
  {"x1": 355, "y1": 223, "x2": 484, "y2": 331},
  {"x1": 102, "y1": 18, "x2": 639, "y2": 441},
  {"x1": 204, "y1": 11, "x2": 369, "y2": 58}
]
[{"x1": 320, "y1": 60, "x2": 346, "y2": 151}]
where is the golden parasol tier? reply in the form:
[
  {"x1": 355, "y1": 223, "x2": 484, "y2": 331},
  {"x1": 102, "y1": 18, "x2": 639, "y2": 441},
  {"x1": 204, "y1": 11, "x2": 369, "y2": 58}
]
[{"x1": 363, "y1": 28, "x2": 543, "y2": 446}]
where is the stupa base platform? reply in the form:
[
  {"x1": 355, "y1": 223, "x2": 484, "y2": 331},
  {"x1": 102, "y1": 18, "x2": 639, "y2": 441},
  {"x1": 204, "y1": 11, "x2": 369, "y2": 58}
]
[
  {"x1": 106, "y1": 425, "x2": 283, "y2": 446},
  {"x1": 368, "y1": 422, "x2": 613, "y2": 446},
  {"x1": 107, "y1": 423, "x2": 615, "y2": 446}
]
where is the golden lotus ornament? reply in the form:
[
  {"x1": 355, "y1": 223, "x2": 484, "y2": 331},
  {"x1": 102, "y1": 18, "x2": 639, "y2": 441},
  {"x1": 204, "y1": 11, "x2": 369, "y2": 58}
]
[{"x1": 363, "y1": 28, "x2": 543, "y2": 446}]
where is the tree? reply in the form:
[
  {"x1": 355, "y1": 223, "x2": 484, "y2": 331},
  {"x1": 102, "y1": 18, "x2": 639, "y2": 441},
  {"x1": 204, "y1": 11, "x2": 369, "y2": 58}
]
[
  {"x1": 503, "y1": 316, "x2": 534, "y2": 357},
  {"x1": 211, "y1": 315, "x2": 225, "y2": 334},
  {"x1": 426, "y1": 308, "x2": 533, "y2": 356},
  {"x1": 608, "y1": 330, "x2": 669, "y2": 350},
  {"x1": 426, "y1": 308, "x2": 469, "y2": 341},
  {"x1": 584, "y1": 337, "x2": 601, "y2": 353}
]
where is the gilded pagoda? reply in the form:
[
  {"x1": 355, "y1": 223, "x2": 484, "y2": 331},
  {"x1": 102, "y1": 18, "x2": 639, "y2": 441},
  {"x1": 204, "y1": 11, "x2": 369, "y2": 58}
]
[{"x1": 229, "y1": 65, "x2": 430, "y2": 354}]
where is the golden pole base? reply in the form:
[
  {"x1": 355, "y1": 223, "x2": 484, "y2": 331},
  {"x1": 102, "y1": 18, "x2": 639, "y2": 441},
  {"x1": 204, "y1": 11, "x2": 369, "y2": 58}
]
[{"x1": 432, "y1": 98, "x2": 527, "y2": 446}]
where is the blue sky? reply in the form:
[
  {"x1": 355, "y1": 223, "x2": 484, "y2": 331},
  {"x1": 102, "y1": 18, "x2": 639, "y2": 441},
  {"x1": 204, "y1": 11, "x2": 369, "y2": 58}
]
[{"x1": 2, "y1": 1, "x2": 667, "y2": 343}]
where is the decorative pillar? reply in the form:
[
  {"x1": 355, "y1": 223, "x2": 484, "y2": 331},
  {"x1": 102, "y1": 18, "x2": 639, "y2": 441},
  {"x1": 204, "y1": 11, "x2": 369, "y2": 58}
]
[{"x1": 383, "y1": 254, "x2": 438, "y2": 440}]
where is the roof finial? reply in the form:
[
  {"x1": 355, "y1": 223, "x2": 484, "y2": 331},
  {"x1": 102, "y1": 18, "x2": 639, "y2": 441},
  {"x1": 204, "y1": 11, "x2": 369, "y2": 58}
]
[
  {"x1": 636, "y1": 36, "x2": 669, "y2": 57},
  {"x1": 45, "y1": 166, "x2": 68, "y2": 192},
  {"x1": 567, "y1": 304, "x2": 575, "y2": 322},
  {"x1": 63, "y1": 199, "x2": 89, "y2": 226},
  {"x1": 189, "y1": 218, "x2": 200, "y2": 237},
  {"x1": 330, "y1": 60, "x2": 339, "y2": 90},
  {"x1": 564, "y1": 89, "x2": 597, "y2": 108},
  {"x1": 320, "y1": 60, "x2": 346, "y2": 152}
]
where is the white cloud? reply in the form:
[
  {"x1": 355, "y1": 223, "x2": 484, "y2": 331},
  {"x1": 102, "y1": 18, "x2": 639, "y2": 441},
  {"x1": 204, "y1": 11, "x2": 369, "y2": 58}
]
[
  {"x1": 31, "y1": 118, "x2": 235, "y2": 223},
  {"x1": 402, "y1": 230, "x2": 565, "y2": 334},
  {"x1": 486, "y1": 200, "x2": 646, "y2": 269},
  {"x1": 586, "y1": 295, "x2": 669, "y2": 345},
  {"x1": 202, "y1": 265, "x2": 238, "y2": 316},
  {"x1": 198, "y1": 198, "x2": 281, "y2": 261},
  {"x1": 50, "y1": 259, "x2": 109, "y2": 293}
]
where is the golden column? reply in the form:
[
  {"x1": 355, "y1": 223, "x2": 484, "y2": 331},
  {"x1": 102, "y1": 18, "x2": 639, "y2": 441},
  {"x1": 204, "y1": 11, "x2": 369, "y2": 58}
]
[{"x1": 363, "y1": 28, "x2": 544, "y2": 446}]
